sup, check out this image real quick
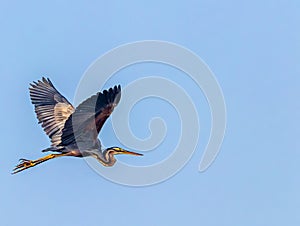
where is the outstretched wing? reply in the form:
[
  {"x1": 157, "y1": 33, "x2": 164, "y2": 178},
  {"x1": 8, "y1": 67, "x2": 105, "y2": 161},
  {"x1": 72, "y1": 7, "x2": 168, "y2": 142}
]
[
  {"x1": 60, "y1": 85, "x2": 121, "y2": 147},
  {"x1": 29, "y1": 77, "x2": 75, "y2": 146}
]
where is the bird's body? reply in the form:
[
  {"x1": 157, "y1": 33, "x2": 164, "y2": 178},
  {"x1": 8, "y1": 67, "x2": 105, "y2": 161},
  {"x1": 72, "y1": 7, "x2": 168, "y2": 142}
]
[{"x1": 13, "y1": 78, "x2": 142, "y2": 174}]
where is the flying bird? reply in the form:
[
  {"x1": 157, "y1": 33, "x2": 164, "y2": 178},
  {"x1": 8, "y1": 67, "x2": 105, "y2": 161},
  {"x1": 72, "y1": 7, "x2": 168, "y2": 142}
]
[{"x1": 12, "y1": 77, "x2": 142, "y2": 174}]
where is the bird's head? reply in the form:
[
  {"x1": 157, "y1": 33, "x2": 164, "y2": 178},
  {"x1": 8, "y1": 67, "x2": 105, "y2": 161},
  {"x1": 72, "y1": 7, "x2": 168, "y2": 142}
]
[
  {"x1": 106, "y1": 147, "x2": 143, "y2": 156},
  {"x1": 99, "y1": 147, "x2": 143, "y2": 167}
]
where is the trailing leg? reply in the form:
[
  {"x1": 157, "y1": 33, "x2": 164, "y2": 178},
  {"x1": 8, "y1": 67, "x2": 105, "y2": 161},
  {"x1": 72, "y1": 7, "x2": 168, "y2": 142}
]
[{"x1": 12, "y1": 153, "x2": 68, "y2": 174}]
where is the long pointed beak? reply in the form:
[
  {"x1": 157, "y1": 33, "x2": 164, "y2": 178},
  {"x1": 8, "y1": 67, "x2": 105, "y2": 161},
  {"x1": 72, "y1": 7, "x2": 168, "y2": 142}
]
[{"x1": 122, "y1": 150, "x2": 143, "y2": 156}]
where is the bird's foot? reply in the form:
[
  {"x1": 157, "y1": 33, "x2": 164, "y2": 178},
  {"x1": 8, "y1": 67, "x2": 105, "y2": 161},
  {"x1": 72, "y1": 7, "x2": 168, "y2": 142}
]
[
  {"x1": 12, "y1": 159, "x2": 36, "y2": 174},
  {"x1": 12, "y1": 153, "x2": 66, "y2": 174}
]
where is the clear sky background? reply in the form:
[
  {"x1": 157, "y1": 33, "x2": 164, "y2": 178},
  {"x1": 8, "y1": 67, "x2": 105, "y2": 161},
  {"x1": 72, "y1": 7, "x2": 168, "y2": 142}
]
[{"x1": 1, "y1": 1, "x2": 299, "y2": 226}]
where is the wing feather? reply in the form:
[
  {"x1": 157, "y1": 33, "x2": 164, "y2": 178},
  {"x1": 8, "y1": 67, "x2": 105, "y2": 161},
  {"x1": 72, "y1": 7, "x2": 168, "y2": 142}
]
[
  {"x1": 60, "y1": 85, "x2": 121, "y2": 147},
  {"x1": 29, "y1": 77, "x2": 75, "y2": 146}
]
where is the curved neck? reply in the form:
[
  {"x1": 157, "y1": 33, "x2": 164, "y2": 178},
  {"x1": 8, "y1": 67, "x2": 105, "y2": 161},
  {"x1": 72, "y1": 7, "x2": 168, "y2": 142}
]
[{"x1": 94, "y1": 149, "x2": 116, "y2": 167}]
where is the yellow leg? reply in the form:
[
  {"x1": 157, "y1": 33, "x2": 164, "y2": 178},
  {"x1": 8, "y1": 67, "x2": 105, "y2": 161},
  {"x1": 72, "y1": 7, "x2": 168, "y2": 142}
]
[{"x1": 12, "y1": 153, "x2": 68, "y2": 174}]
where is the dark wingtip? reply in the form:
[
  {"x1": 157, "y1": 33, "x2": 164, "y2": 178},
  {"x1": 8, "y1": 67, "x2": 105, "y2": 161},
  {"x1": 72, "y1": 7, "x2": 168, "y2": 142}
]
[{"x1": 29, "y1": 77, "x2": 54, "y2": 89}]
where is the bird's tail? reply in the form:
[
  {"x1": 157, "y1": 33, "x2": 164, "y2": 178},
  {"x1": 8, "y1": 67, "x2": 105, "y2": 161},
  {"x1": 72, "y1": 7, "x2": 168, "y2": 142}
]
[{"x1": 41, "y1": 147, "x2": 65, "y2": 153}]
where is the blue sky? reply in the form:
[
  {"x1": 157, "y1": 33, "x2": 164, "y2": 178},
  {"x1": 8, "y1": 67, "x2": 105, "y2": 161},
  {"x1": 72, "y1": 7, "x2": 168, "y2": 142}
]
[{"x1": 1, "y1": 1, "x2": 299, "y2": 226}]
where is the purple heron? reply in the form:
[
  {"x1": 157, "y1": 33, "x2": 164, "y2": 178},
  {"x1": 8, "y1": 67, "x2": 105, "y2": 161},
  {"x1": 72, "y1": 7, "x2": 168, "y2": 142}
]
[{"x1": 12, "y1": 78, "x2": 142, "y2": 174}]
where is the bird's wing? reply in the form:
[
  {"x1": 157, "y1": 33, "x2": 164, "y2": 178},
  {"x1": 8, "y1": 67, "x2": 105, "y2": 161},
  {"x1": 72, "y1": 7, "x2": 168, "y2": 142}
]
[
  {"x1": 29, "y1": 77, "x2": 75, "y2": 146},
  {"x1": 60, "y1": 85, "x2": 121, "y2": 147}
]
